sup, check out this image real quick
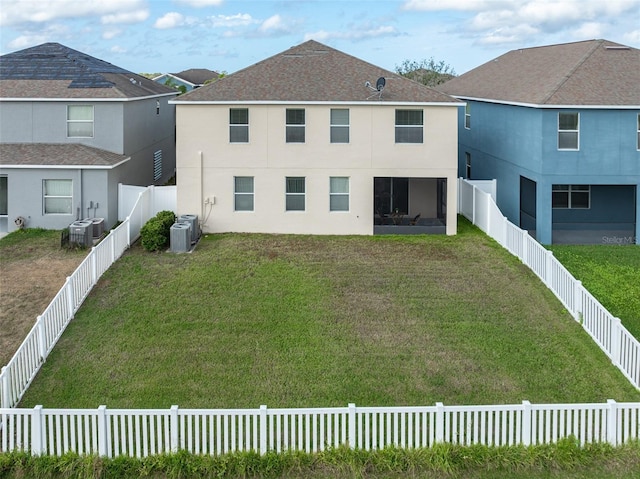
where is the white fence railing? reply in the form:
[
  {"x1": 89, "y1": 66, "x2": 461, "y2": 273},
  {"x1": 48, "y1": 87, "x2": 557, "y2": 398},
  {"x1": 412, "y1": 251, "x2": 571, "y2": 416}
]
[
  {"x1": 0, "y1": 185, "x2": 174, "y2": 409},
  {"x1": 458, "y1": 178, "x2": 640, "y2": 390},
  {"x1": 2, "y1": 401, "x2": 639, "y2": 457}
]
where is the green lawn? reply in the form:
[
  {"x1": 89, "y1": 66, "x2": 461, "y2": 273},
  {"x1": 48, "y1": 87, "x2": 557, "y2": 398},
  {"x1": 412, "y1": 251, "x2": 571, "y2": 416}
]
[
  {"x1": 20, "y1": 218, "x2": 640, "y2": 409},
  {"x1": 549, "y1": 244, "x2": 640, "y2": 338}
]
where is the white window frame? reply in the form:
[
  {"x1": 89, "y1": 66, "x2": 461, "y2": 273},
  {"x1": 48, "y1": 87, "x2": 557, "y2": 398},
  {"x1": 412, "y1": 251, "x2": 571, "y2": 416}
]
[
  {"x1": 330, "y1": 109, "x2": 349, "y2": 143},
  {"x1": 395, "y1": 109, "x2": 423, "y2": 144},
  {"x1": 43, "y1": 179, "x2": 73, "y2": 215},
  {"x1": 285, "y1": 177, "x2": 305, "y2": 211},
  {"x1": 637, "y1": 113, "x2": 639, "y2": 150},
  {"x1": 230, "y1": 108, "x2": 249, "y2": 143},
  {"x1": 552, "y1": 184, "x2": 590, "y2": 209},
  {"x1": 67, "y1": 105, "x2": 94, "y2": 138},
  {"x1": 286, "y1": 109, "x2": 305, "y2": 143},
  {"x1": 464, "y1": 103, "x2": 471, "y2": 129},
  {"x1": 558, "y1": 112, "x2": 579, "y2": 150},
  {"x1": 234, "y1": 176, "x2": 254, "y2": 211},
  {"x1": 329, "y1": 177, "x2": 349, "y2": 212}
]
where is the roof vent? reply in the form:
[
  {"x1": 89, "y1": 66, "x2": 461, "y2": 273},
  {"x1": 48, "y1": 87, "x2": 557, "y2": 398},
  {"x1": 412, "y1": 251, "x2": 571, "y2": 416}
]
[{"x1": 605, "y1": 46, "x2": 630, "y2": 50}]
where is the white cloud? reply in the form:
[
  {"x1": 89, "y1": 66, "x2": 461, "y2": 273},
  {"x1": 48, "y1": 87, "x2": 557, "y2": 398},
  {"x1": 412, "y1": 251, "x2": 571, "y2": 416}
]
[
  {"x1": 410, "y1": 0, "x2": 640, "y2": 46},
  {"x1": 110, "y1": 45, "x2": 127, "y2": 53},
  {"x1": 208, "y1": 13, "x2": 258, "y2": 28},
  {"x1": 259, "y1": 14, "x2": 287, "y2": 33},
  {"x1": 623, "y1": 29, "x2": 640, "y2": 43},
  {"x1": 154, "y1": 12, "x2": 186, "y2": 29},
  {"x1": 174, "y1": 0, "x2": 223, "y2": 7},
  {"x1": 101, "y1": 10, "x2": 149, "y2": 25},
  {"x1": 304, "y1": 25, "x2": 399, "y2": 42},
  {"x1": 0, "y1": 0, "x2": 148, "y2": 27},
  {"x1": 572, "y1": 22, "x2": 605, "y2": 40},
  {"x1": 6, "y1": 23, "x2": 71, "y2": 49},
  {"x1": 102, "y1": 27, "x2": 123, "y2": 39}
]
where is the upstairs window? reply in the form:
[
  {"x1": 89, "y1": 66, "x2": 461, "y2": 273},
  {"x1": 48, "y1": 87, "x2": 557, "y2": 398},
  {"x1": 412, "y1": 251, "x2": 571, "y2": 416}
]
[
  {"x1": 234, "y1": 176, "x2": 254, "y2": 211},
  {"x1": 286, "y1": 109, "x2": 305, "y2": 143},
  {"x1": 464, "y1": 103, "x2": 471, "y2": 129},
  {"x1": 552, "y1": 184, "x2": 590, "y2": 209},
  {"x1": 329, "y1": 177, "x2": 349, "y2": 211},
  {"x1": 330, "y1": 109, "x2": 349, "y2": 143},
  {"x1": 395, "y1": 109, "x2": 423, "y2": 143},
  {"x1": 558, "y1": 112, "x2": 579, "y2": 150},
  {"x1": 43, "y1": 179, "x2": 73, "y2": 214},
  {"x1": 285, "y1": 177, "x2": 305, "y2": 211},
  {"x1": 153, "y1": 150, "x2": 162, "y2": 181},
  {"x1": 67, "y1": 105, "x2": 94, "y2": 138},
  {"x1": 230, "y1": 108, "x2": 249, "y2": 143}
]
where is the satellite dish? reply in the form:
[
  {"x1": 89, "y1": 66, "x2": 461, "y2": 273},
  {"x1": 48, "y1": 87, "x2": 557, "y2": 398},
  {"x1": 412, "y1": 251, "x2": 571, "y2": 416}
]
[{"x1": 376, "y1": 77, "x2": 386, "y2": 91}]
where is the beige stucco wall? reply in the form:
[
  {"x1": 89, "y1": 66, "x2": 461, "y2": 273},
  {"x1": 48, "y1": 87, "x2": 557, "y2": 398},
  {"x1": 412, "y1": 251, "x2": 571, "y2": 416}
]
[{"x1": 176, "y1": 103, "x2": 458, "y2": 235}]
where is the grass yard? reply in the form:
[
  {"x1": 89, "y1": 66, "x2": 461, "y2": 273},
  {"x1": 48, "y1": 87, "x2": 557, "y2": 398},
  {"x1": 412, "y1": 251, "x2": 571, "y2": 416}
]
[
  {"x1": 20, "y1": 218, "x2": 640, "y2": 409},
  {"x1": 549, "y1": 244, "x2": 640, "y2": 339}
]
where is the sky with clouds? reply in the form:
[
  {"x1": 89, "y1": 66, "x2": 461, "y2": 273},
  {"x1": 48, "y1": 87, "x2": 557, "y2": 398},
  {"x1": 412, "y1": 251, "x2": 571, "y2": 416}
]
[{"x1": 1, "y1": 0, "x2": 639, "y2": 75}]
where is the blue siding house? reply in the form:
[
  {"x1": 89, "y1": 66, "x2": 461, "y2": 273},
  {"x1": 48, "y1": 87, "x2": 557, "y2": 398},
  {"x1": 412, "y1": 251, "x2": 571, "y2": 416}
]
[{"x1": 440, "y1": 39, "x2": 639, "y2": 244}]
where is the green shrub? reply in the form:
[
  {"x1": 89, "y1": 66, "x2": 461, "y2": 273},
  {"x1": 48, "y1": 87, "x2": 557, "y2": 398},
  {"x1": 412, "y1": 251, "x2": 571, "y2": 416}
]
[{"x1": 140, "y1": 210, "x2": 175, "y2": 252}]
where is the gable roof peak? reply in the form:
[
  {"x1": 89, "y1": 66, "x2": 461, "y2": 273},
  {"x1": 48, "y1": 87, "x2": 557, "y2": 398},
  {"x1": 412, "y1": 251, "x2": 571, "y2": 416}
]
[{"x1": 177, "y1": 39, "x2": 458, "y2": 104}]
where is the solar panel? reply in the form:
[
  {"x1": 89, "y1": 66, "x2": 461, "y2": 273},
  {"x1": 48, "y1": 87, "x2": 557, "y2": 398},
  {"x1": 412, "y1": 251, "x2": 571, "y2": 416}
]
[{"x1": 0, "y1": 42, "x2": 130, "y2": 88}]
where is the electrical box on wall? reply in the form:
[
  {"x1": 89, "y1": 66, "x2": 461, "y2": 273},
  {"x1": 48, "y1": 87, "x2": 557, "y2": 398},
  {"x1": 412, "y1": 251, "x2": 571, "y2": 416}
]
[{"x1": 205, "y1": 196, "x2": 216, "y2": 205}]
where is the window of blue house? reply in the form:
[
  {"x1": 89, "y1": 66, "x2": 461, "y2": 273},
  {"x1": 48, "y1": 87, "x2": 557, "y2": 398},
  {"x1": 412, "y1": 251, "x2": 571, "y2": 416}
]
[
  {"x1": 464, "y1": 103, "x2": 471, "y2": 129},
  {"x1": 558, "y1": 112, "x2": 579, "y2": 150},
  {"x1": 637, "y1": 114, "x2": 639, "y2": 150},
  {"x1": 552, "y1": 184, "x2": 589, "y2": 209}
]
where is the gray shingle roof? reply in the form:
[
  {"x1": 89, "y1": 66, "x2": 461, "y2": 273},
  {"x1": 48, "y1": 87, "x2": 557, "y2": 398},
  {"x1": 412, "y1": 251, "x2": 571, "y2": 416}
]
[
  {"x1": 0, "y1": 143, "x2": 129, "y2": 167},
  {"x1": 439, "y1": 39, "x2": 640, "y2": 106},
  {"x1": 0, "y1": 42, "x2": 177, "y2": 99},
  {"x1": 176, "y1": 40, "x2": 458, "y2": 104},
  {"x1": 174, "y1": 68, "x2": 219, "y2": 85}
]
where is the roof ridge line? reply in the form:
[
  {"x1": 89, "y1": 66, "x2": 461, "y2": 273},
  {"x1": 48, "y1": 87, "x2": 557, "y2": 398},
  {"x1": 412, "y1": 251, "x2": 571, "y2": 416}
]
[{"x1": 540, "y1": 40, "x2": 602, "y2": 105}]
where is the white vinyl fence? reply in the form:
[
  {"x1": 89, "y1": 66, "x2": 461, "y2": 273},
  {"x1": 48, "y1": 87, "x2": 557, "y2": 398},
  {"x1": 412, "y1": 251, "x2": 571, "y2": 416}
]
[
  {"x1": 458, "y1": 178, "x2": 640, "y2": 389},
  {"x1": 1, "y1": 401, "x2": 639, "y2": 457},
  {"x1": 0, "y1": 185, "x2": 176, "y2": 409}
]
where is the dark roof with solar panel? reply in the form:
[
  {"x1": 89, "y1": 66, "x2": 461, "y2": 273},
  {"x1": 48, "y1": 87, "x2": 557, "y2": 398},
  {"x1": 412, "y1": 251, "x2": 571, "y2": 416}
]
[{"x1": 0, "y1": 42, "x2": 177, "y2": 98}]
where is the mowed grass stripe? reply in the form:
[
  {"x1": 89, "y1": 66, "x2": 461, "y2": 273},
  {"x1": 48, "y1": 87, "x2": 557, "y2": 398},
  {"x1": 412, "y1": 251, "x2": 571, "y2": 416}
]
[{"x1": 20, "y1": 219, "x2": 640, "y2": 408}]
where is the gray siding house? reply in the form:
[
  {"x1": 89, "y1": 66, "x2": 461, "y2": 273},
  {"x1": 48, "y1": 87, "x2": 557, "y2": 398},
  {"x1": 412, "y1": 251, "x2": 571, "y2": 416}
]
[{"x1": 0, "y1": 43, "x2": 178, "y2": 234}]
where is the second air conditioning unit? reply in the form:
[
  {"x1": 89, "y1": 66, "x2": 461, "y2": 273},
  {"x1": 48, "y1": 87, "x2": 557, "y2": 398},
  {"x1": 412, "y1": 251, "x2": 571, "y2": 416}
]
[{"x1": 170, "y1": 222, "x2": 191, "y2": 253}]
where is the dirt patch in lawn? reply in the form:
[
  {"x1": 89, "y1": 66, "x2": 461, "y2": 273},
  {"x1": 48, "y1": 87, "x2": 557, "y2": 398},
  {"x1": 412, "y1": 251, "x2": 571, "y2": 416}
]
[{"x1": 0, "y1": 231, "x2": 87, "y2": 367}]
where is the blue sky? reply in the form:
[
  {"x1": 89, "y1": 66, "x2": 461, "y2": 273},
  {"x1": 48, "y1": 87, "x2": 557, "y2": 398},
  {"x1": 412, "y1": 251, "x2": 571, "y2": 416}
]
[{"x1": 1, "y1": 0, "x2": 639, "y2": 75}]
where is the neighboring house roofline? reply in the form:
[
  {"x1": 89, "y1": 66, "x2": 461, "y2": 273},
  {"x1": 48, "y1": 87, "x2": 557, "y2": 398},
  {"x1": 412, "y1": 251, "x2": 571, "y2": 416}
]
[
  {"x1": 0, "y1": 159, "x2": 131, "y2": 169},
  {"x1": 152, "y1": 73, "x2": 198, "y2": 88},
  {"x1": 170, "y1": 100, "x2": 465, "y2": 107},
  {"x1": 0, "y1": 92, "x2": 178, "y2": 102},
  {"x1": 449, "y1": 95, "x2": 640, "y2": 110}
]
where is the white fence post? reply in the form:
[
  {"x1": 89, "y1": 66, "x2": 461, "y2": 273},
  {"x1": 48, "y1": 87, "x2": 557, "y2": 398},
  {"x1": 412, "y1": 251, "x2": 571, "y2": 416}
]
[
  {"x1": 97, "y1": 405, "x2": 108, "y2": 457},
  {"x1": 170, "y1": 405, "x2": 179, "y2": 452},
  {"x1": 522, "y1": 401, "x2": 531, "y2": 446},
  {"x1": 64, "y1": 277, "x2": 75, "y2": 317},
  {"x1": 435, "y1": 402, "x2": 445, "y2": 443},
  {"x1": 573, "y1": 280, "x2": 583, "y2": 322},
  {"x1": 36, "y1": 315, "x2": 47, "y2": 360},
  {"x1": 1, "y1": 366, "x2": 10, "y2": 408},
  {"x1": 91, "y1": 247, "x2": 97, "y2": 285},
  {"x1": 348, "y1": 403, "x2": 356, "y2": 449},
  {"x1": 31, "y1": 405, "x2": 44, "y2": 455},
  {"x1": 259, "y1": 405, "x2": 268, "y2": 455},
  {"x1": 544, "y1": 249, "x2": 554, "y2": 288},
  {"x1": 607, "y1": 399, "x2": 618, "y2": 446},
  {"x1": 521, "y1": 230, "x2": 528, "y2": 265},
  {"x1": 610, "y1": 318, "x2": 622, "y2": 367}
]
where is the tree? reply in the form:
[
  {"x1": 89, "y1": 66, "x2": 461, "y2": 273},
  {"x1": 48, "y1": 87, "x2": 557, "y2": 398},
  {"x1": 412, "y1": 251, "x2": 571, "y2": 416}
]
[{"x1": 395, "y1": 58, "x2": 456, "y2": 87}]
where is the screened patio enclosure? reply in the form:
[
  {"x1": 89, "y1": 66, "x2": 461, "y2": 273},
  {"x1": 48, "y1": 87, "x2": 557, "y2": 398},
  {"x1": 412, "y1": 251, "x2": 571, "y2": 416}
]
[{"x1": 374, "y1": 177, "x2": 447, "y2": 234}]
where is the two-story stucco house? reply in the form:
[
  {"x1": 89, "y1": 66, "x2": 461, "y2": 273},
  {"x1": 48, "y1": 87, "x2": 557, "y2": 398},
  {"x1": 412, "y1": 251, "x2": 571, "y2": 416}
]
[
  {"x1": 173, "y1": 40, "x2": 461, "y2": 236},
  {"x1": 0, "y1": 43, "x2": 178, "y2": 234},
  {"x1": 439, "y1": 39, "x2": 640, "y2": 245}
]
